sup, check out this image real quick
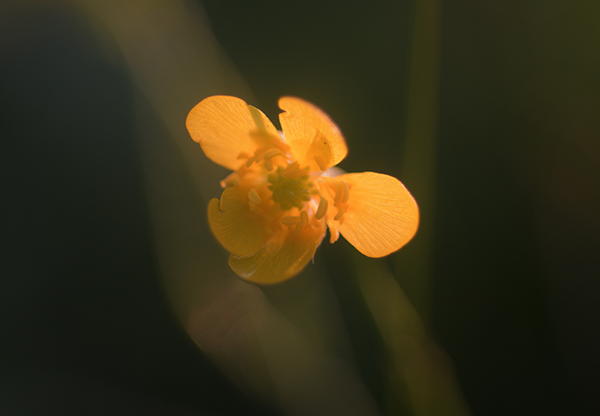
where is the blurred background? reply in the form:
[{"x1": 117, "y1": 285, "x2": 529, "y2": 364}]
[{"x1": 1, "y1": 0, "x2": 599, "y2": 415}]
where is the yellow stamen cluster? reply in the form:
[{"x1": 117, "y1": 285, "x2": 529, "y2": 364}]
[
  {"x1": 239, "y1": 143, "x2": 288, "y2": 173},
  {"x1": 319, "y1": 177, "x2": 350, "y2": 223},
  {"x1": 236, "y1": 145, "x2": 352, "y2": 237}
]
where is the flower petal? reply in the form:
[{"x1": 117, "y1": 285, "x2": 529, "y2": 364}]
[
  {"x1": 187, "y1": 96, "x2": 280, "y2": 170},
  {"x1": 332, "y1": 172, "x2": 419, "y2": 258},
  {"x1": 228, "y1": 230, "x2": 320, "y2": 284},
  {"x1": 278, "y1": 97, "x2": 348, "y2": 171},
  {"x1": 208, "y1": 187, "x2": 271, "y2": 257}
]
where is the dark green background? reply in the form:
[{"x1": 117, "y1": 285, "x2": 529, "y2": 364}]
[{"x1": 2, "y1": 0, "x2": 599, "y2": 414}]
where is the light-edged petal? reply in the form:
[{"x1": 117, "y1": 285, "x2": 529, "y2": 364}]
[
  {"x1": 332, "y1": 172, "x2": 419, "y2": 258},
  {"x1": 278, "y1": 97, "x2": 348, "y2": 171},
  {"x1": 187, "y1": 96, "x2": 280, "y2": 170},
  {"x1": 229, "y1": 230, "x2": 320, "y2": 284},
  {"x1": 208, "y1": 187, "x2": 271, "y2": 257}
]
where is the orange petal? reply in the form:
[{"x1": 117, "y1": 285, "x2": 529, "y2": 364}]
[
  {"x1": 278, "y1": 97, "x2": 348, "y2": 171},
  {"x1": 228, "y1": 230, "x2": 320, "y2": 284},
  {"x1": 208, "y1": 187, "x2": 271, "y2": 257},
  {"x1": 186, "y1": 96, "x2": 280, "y2": 170},
  {"x1": 332, "y1": 172, "x2": 419, "y2": 258}
]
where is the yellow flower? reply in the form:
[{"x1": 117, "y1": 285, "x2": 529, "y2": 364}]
[{"x1": 186, "y1": 96, "x2": 419, "y2": 284}]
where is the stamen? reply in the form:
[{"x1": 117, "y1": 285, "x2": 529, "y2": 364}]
[
  {"x1": 340, "y1": 180, "x2": 350, "y2": 203},
  {"x1": 282, "y1": 161, "x2": 300, "y2": 177},
  {"x1": 237, "y1": 152, "x2": 250, "y2": 160},
  {"x1": 334, "y1": 182, "x2": 344, "y2": 205},
  {"x1": 300, "y1": 210, "x2": 309, "y2": 228},
  {"x1": 334, "y1": 206, "x2": 346, "y2": 221},
  {"x1": 315, "y1": 197, "x2": 328, "y2": 220},
  {"x1": 248, "y1": 189, "x2": 261, "y2": 205},
  {"x1": 245, "y1": 156, "x2": 256, "y2": 167},
  {"x1": 314, "y1": 155, "x2": 327, "y2": 171},
  {"x1": 329, "y1": 227, "x2": 340, "y2": 244},
  {"x1": 263, "y1": 158, "x2": 273, "y2": 171},
  {"x1": 220, "y1": 172, "x2": 239, "y2": 188},
  {"x1": 281, "y1": 215, "x2": 301, "y2": 225},
  {"x1": 264, "y1": 148, "x2": 283, "y2": 160}
]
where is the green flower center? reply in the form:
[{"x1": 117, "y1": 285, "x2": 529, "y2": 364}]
[{"x1": 268, "y1": 165, "x2": 313, "y2": 211}]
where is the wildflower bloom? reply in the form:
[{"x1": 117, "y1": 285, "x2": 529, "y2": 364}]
[{"x1": 186, "y1": 96, "x2": 419, "y2": 284}]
